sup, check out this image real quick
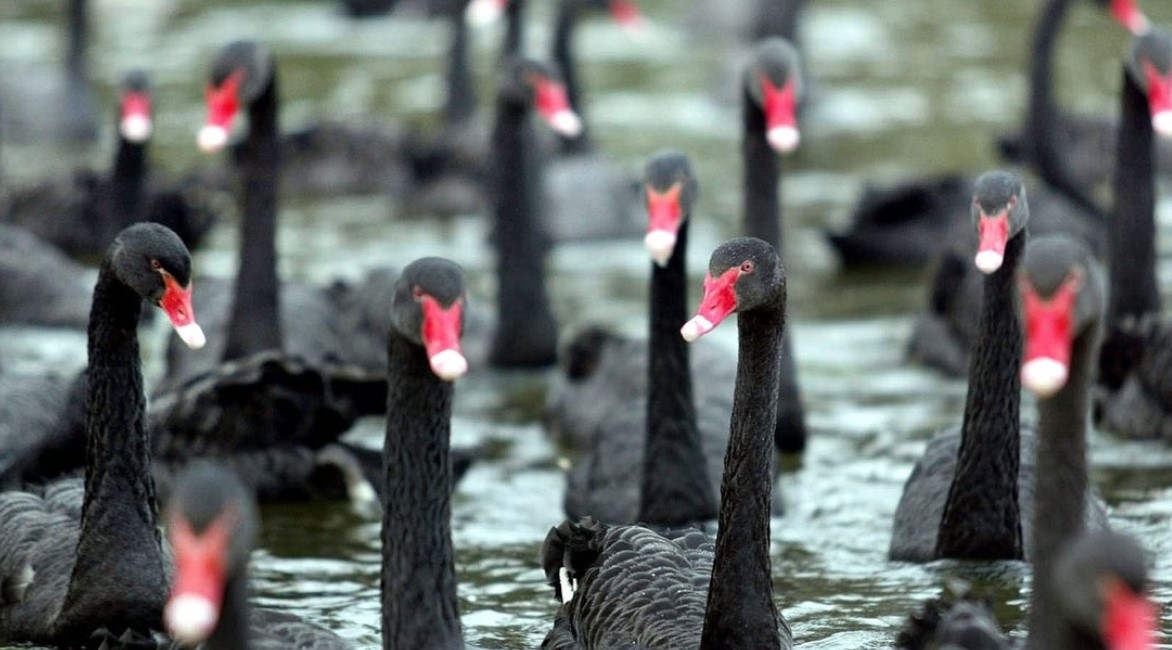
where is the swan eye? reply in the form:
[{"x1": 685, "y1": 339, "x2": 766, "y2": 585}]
[
  {"x1": 151, "y1": 259, "x2": 162, "y2": 270},
  {"x1": 412, "y1": 286, "x2": 425, "y2": 301},
  {"x1": 740, "y1": 261, "x2": 755, "y2": 274}
]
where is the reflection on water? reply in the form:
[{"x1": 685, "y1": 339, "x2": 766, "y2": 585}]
[{"x1": 3, "y1": 0, "x2": 1172, "y2": 647}]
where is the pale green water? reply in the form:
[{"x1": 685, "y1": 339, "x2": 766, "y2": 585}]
[{"x1": 1, "y1": 0, "x2": 1171, "y2": 647}]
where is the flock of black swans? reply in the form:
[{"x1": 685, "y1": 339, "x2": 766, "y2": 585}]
[{"x1": 0, "y1": 0, "x2": 1170, "y2": 647}]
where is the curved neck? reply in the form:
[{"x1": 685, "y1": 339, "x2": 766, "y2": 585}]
[
  {"x1": 381, "y1": 332, "x2": 463, "y2": 650},
  {"x1": 109, "y1": 135, "x2": 147, "y2": 227},
  {"x1": 488, "y1": 95, "x2": 558, "y2": 367},
  {"x1": 1108, "y1": 71, "x2": 1160, "y2": 324},
  {"x1": 639, "y1": 221, "x2": 719, "y2": 526},
  {"x1": 1025, "y1": 324, "x2": 1098, "y2": 650},
  {"x1": 224, "y1": 72, "x2": 283, "y2": 362},
  {"x1": 936, "y1": 233, "x2": 1025, "y2": 560},
  {"x1": 206, "y1": 573, "x2": 252, "y2": 650},
  {"x1": 552, "y1": 1, "x2": 591, "y2": 154},
  {"x1": 699, "y1": 299, "x2": 784, "y2": 650},
  {"x1": 58, "y1": 261, "x2": 167, "y2": 639},
  {"x1": 742, "y1": 93, "x2": 782, "y2": 249},
  {"x1": 444, "y1": 6, "x2": 475, "y2": 128}
]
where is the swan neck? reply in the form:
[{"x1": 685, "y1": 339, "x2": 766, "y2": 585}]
[
  {"x1": 503, "y1": 0, "x2": 526, "y2": 59},
  {"x1": 488, "y1": 96, "x2": 557, "y2": 367},
  {"x1": 381, "y1": 332, "x2": 464, "y2": 649},
  {"x1": 1109, "y1": 70, "x2": 1160, "y2": 324},
  {"x1": 936, "y1": 232, "x2": 1025, "y2": 560},
  {"x1": 699, "y1": 304, "x2": 784, "y2": 650},
  {"x1": 640, "y1": 221, "x2": 719, "y2": 525},
  {"x1": 1025, "y1": 325, "x2": 1098, "y2": 650},
  {"x1": 58, "y1": 260, "x2": 167, "y2": 639},
  {"x1": 443, "y1": 8, "x2": 475, "y2": 128},
  {"x1": 110, "y1": 132, "x2": 148, "y2": 228},
  {"x1": 66, "y1": 0, "x2": 88, "y2": 83},
  {"x1": 742, "y1": 92, "x2": 783, "y2": 250},
  {"x1": 224, "y1": 69, "x2": 282, "y2": 362}
]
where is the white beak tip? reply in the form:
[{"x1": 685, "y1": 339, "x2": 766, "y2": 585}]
[
  {"x1": 430, "y1": 349, "x2": 468, "y2": 381},
  {"x1": 1022, "y1": 357, "x2": 1069, "y2": 398},
  {"x1": 550, "y1": 110, "x2": 583, "y2": 138},
  {"x1": 165, "y1": 595, "x2": 218, "y2": 644},
  {"x1": 643, "y1": 230, "x2": 677, "y2": 267},
  {"x1": 767, "y1": 126, "x2": 800, "y2": 154},
  {"x1": 465, "y1": 0, "x2": 503, "y2": 26},
  {"x1": 175, "y1": 322, "x2": 207, "y2": 350},
  {"x1": 1153, "y1": 111, "x2": 1172, "y2": 138},
  {"x1": 197, "y1": 125, "x2": 229, "y2": 153},
  {"x1": 680, "y1": 315, "x2": 714, "y2": 342},
  {"x1": 974, "y1": 250, "x2": 1004, "y2": 274},
  {"x1": 120, "y1": 115, "x2": 153, "y2": 143}
]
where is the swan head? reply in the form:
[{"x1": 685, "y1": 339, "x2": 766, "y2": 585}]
[
  {"x1": 107, "y1": 224, "x2": 206, "y2": 350},
  {"x1": 392, "y1": 258, "x2": 469, "y2": 382},
  {"x1": 118, "y1": 71, "x2": 153, "y2": 144},
  {"x1": 971, "y1": 171, "x2": 1028, "y2": 275},
  {"x1": 1018, "y1": 236, "x2": 1104, "y2": 399},
  {"x1": 165, "y1": 464, "x2": 257, "y2": 645},
  {"x1": 199, "y1": 41, "x2": 274, "y2": 154},
  {"x1": 504, "y1": 59, "x2": 583, "y2": 139},
  {"x1": 642, "y1": 150, "x2": 697, "y2": 267},
  {"x1": 683, "y1": 237, "x2": 784, "y2": 342},
  {"x1": 1126, "y1": 29, "x2": 1172, "y2": 139},
  {"x1": 745, "y1": 38, "x2": 802, "y2": 154},
  {"x1": 1052, "y1": 530, "x2": 1155, "y2": 649}
]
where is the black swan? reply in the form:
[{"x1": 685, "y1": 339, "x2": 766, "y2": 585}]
[
  {"x1": 487, "y1": 58, "x2": 580, "y2": 368},
  {"x1": 1094, "y1": 28, "x2": 1172, "y2": 440},
  {"x1": 162, "y1": 462, "x2": 352, "y2": 649},
  {"x1": 898, "y1": 235, "x2": 1156, "y2": 650},
  {"x1": 541, "y1": 0, "x2": 645, "y2": 242},
  {"x1": 2, "y1": 70, "x2": 218, "y2": 260},
  {"x1": 545, "y1": 38, "x2": 809, "y2": 453},
  {"x1": 890, "y1": 171, "x2": 1105, "y2": 562},
  {"x1": 740, "y1": 37, "x2": 808, "y2": 452},
  {"x1": 0, "y1": 0, "x2": 97, "y2": 144},
  {"x1": 823, "y1": 0, "x2": 1139, "y2": 271},
  {"x1": 997, "y1": 0, "x2": 1171, "y2": 194},
  {"x1": 561, "y1": 151, "x2": 725, "y2": 526},
  {"x1": 152, "y1": 40, "x2": 413, "y2": 505},
  {"x1": 380, "y1": 256, "x2": 482, "y2": 648},
  {"x1": 542, "y1": 237, "x2": 792, "y2": 649},
  {"x1": 0, "y1": 223, "x2": 204, "y2": 646}
]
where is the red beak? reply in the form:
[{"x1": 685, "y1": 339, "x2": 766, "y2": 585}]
[
  {"x1": 1109, "y1": 0, "x2": 1149, "y2": 34},
  {"x1": 160, "y1": 272, "x2": 206, "y2": 350},
  {"x1": 760, "y1": 73, "x2": 799, "y2": 153},
  {"x1": 119, "y1": 90, "x2": 152, "y2": 143},
  {"x1": 974, "y1": 208, "x2": 1010, "y2": 274},
  {"x1": 1101, "y1": 578, "x2": 1157, "y2": 650},
  {"x1": 1020, "y1": 271, "x2": 1081, "y2": 398},
  {"x1": 608, "y1": 0, "x2": 643, "y2": 32},
  {"x1": 421, "y1": 295, "x2": 467, "y2": 381},
  {"x1": 198, "y1": 70, "x2": 244, "y2": 153},
  {"x1": 165, "y1": 514, "x2": 232, "y2": 644},
  {"x1": 681, "y1": 267, "x2": 740, "y2": 341},
  {"x1": 533, "y1": 76, "x2": 583, "y2": 138},
  {"x1": 1142, "y1": 62, "x2": 1172, "y2": 138},
  {"x1": 644, "y1": 182, "x2": 683, "y2": 266}
]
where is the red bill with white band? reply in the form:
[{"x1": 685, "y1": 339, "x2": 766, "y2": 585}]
[
  {"x1": 760, "y1": 73, "x2": 799, "y2": 154},
  {"x1": 974, "y1": 206, "x2": 1011, "y2": 274},
  {"x1": 1142, "y1": 61, "x2": 1172, "y2": 138},
  {"x1": 1020, "y1": 270, "x2": 1082, "y2": 398},
  {"x1": 644, "y1": 182, "x2": 683, "y2": 266},
  {"x1": 533, "y1": 76, "x2": 583, "y2": 138},
  {"x1": 199, "y1": 70, "x2": 244, "y2": 153},
  {"x1": 160, "y1": 272, "x2": 206, "y2": 350},
  {"x1": 120, "y1": 90, "x2": 152, "y2": 143},
  {"x1": 681, "y1": 267, "x2": 741, "y2": 342},
  {"x1": 421, "y1": 295, "x2": 467, "y2": 381},
  {"x1": 164, "y1": 513, "x2": 233, "y2": 644}
]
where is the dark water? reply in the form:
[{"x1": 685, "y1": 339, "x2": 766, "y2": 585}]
[{"x1": 2, "y1": 0, "x2": 1172, "y2": 647}]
